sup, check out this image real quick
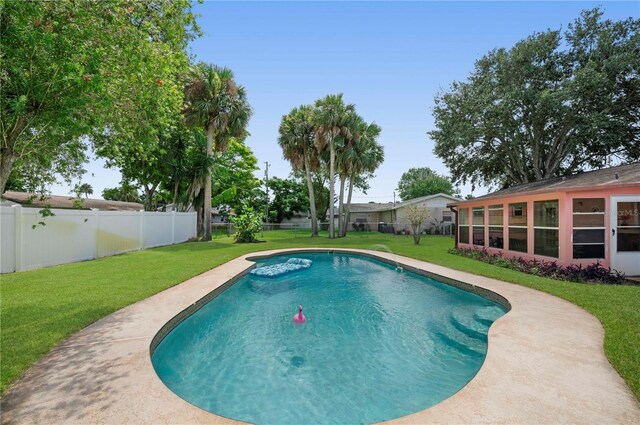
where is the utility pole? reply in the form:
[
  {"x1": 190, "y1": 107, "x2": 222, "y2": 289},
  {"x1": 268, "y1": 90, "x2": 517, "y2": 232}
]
[{"x1": 264, "y1": 161, "x2": 270, "y2": 223}]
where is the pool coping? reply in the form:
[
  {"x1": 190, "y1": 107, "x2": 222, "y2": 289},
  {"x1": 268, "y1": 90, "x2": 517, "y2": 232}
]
[{"x1": 2, "y1": 248, "x2": 639, "y2": 424}]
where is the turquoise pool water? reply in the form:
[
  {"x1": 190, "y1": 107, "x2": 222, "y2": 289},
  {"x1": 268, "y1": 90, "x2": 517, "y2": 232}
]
[{"x1": 152, "y1": 253, "x2": 506, "y2": 424}]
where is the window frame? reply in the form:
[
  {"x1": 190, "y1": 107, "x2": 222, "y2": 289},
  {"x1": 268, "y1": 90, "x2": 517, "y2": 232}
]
[
  {"x1": 459, "y1": 208, "x2": 470, "y2": 244},
  {"x1": 472, "y1": 206, "x2": 485, "y2": 247},
  {"x1": 533, "y1": 200, "x2": 559, "y2": 258},
  {"x1": 488, "y1": 204, "x2": 504, "y2": 249},
  {"x1": 572, "y1": 198, "x2": 606, "y2": 259},
  {"x1": 508, "y1": 202, "x2": 528, "y2": 253}
]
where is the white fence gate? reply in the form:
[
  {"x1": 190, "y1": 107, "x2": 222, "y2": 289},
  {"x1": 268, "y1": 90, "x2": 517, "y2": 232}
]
[{"x1": 0, "y1": 206, "x2": 196, "y2": 273}]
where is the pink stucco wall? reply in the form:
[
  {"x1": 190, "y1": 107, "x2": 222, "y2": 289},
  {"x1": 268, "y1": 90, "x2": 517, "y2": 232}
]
[{"x1": 455, "y1": 185, "x2": 640, "y2": 269}]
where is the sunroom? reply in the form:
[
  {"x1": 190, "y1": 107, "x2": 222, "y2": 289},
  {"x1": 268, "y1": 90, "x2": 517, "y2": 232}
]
[{"x1": 450, "y1": 163, "x2": 640, "y2": 277}]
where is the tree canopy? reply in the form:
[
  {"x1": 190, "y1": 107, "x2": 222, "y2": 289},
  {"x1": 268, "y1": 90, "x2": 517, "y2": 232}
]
[
  {"x1": 102, "y1": 180, "x2": 142, "y2": 203},
  {"x1": 264, "y1": 177, "x2": 310, "y2": 224},
  {"x1": 211, "y1": 138, "x2": 261, "y2": 215},
  {"x1": 430, "y1": 8, "x2": 640, "y2": 189},
  {"x1": 1, "y1": 0, "x2": 200, "y2": 194},
  {"x1": 278, "y1": 105, "x2": 320, "y2": 235},
  {"x1": 396, "y1": 167, "x2": 456, "y2": 201},
  {"x1": 73, "y1": 183, "x2": 93, "y2": 199}
]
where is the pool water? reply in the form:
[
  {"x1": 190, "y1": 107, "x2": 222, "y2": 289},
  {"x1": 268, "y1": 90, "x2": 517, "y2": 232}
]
[{"x1": 152, "y1": 253, "x2": 506, "y2": 424}]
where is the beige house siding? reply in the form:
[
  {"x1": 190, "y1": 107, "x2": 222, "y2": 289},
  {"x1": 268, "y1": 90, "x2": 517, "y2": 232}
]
[
  {"x1": 396, "y1": 203, "x2": 453, "y2": 231},
  {"x1": 348, "y1": 193, "x2": 460, "y2": 234}
]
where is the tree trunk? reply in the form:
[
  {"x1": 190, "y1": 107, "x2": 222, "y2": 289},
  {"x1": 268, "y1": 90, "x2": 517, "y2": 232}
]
[
  {"x1": 337, "y1": 174, "x2": 345, "y2": 238},
  {"x1": 172, "y1": 179, "x2": 180, "y2": 209},
  {"x1": 144, "y1": 184, "x2": 157, "y2": 211},
  {"x1": 304, "y1": 157, "x2": 318, "y2": 237},
  {"x1": 203, "y1": 123, "x2": 214, "y2": 241},
  {"x1": 413, "y1": 229, "x2": 421, "y2": 245},
  {"x1": 341, "y1": 173, "x2": 355, "y2": 237},
  {"x1": 0, "y1": 149, "x2": 15, "y2": 195},
  {"x1": 0, "y1": 116, "x2": 28, "y2": 195},
  {"x1": 328, "y1": 142, "x2": 335, "y2": 239},
  {"x1": 196, "y1": 204, "x2": 203, "y2": 236}
]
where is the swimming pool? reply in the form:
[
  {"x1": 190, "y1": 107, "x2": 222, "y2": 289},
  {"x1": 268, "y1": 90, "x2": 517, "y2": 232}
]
[{"x1": 151, "y1": 252, "x2": 507, "y2": 424}]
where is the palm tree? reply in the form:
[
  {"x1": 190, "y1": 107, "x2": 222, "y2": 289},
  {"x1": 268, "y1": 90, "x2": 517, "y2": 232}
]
[
  {"x1": 184, "y1": 63, "x2": 252, "y2": 241},
  {"x1": 313, "y1": 94, "x2": 354, "y2": 239},
  {"x1": 278, "y1": 105, "x2": 320, "y2": 237},
  {"x1": 340, "y1": 120, "x2": 383, "y2": 237},
  {"x1": 73, "y1": 183, "x2": 94, "y2": 199},
  {"x1": 335, "y1": 111, "x2": 361, "y2": 237}
]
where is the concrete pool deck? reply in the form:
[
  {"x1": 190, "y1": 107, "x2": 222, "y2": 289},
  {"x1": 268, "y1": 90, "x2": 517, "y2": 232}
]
[{"x1": 1, "y1": 248, "x2": 638, "y2": 424}]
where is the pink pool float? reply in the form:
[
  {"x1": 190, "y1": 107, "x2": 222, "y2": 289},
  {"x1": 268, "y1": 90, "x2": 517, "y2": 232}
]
[{"x1": 293, "y1": 305, "x2": 306, "y2": 324}]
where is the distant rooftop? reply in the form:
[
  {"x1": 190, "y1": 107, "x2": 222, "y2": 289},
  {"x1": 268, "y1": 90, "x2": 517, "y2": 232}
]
[
  {"x1": 1, "y1": 191, "x2": 143, "y2": 211},
  {"x1": 459, "y1": 162, "x2": 640, "y2": 203},
  {"x1": 350, "y1": 193, "x2": 462, "y2": 213}
]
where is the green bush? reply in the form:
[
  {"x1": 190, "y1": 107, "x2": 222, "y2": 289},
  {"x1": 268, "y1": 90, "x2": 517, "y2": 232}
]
[{"x1": 230, "y1": 207, "x2": 262, "y2": 243}]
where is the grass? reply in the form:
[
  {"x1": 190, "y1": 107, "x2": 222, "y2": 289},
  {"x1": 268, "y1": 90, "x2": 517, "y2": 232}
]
[{"x1": 1, "y1": 230, "x2": 638, "y2": 400}]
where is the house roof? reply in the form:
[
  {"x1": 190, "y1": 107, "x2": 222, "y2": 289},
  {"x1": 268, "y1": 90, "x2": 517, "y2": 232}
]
[
  {"x1": 349, "y1": 202, "x2": 393, "y2": 213},
  {"x1": 1, "y1": 191, "x2": 144, "y2": 211},
  {"x1": 453, "y1": 162, "x2": 640, "y2": 205},
  {"x1": 350, "y1": 193, "x2": 463, "y2": 213}
]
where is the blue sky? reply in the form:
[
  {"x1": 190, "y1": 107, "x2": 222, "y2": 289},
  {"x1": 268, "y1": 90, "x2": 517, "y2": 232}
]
[{"x1": 55, "y1": 1, "x2": 640, "y2": 201}]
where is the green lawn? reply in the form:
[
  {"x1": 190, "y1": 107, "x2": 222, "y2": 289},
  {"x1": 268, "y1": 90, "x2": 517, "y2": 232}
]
[{"x1": 1, "y1": 231, "x2": 638, "y2": 399}]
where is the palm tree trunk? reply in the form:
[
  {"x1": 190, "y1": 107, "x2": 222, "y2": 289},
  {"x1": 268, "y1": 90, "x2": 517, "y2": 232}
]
[
  {"x1": 197, "y1": 204, "x2": 203, "y2": 235},
  {"x1": 304, "y1": 157, "x2": 318, "y2": 237},
  {"x1": 337, "y1": 174, "x2": 345, "y2": 237},
  {"x1": 203, "y1": 123, "x2": 214, "y2": 241},
  {"x1": 194, "y1": 190, "x2": 204, "y2": 235},
  {"x1": 172, "y1": 179, "x2": 180, "y2": 208},
  {"x1": 341, "y1": 173, "x2": 355, "y2": 237},
  {"x1": 328, "y1": 142, "x2": 335, "y2": 239}
]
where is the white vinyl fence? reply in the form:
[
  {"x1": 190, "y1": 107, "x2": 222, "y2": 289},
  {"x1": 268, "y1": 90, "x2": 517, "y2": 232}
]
[{"x1": 0, "y1": 206, "x2": 196, "y2": 273}]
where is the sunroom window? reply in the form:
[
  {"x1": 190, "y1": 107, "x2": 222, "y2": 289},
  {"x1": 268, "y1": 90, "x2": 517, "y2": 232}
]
[
  {"x1": 459, "y1": 208, "x2": 469, "y2": 244},
  {"x1": 573, "y1": 198, "x2": 605, "y2": 259},
  {"x1": 472, "y1": 207, "x2": 485, "y2": 246},
  {"x1": 534, "y1": 200, "x2": 559, "y2": 258},
  {"x1": 488, "y1": 204, "x2": 504, "y2": 249},
  {"x1": 508, "y1": 202, "x2": 527, "y2": 253}
]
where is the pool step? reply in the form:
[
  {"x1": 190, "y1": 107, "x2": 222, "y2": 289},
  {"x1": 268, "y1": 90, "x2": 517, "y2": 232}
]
[
  {"x1": 451, "y1": 312, "x2": 489, "y2": 341},
  {"x1": 435, "y1": 328, "x2": 486, "y2": 357},
  {"x1": 473, "y1": 306, "x2": 505, "y2": 327}
]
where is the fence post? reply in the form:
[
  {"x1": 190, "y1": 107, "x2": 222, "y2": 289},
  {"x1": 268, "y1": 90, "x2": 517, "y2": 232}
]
[
  {"x1": 139, "y1": 210, "x2": 145, "y2": 250},
  {"x1": 92, "y1": 208, "x2": 99, "y2": 259},
  {"x1": 12, "y1": 205, "x2": 22, "y2": 272},
  {"x1": 171, "y1": 210, "x2": 176, "y2": 244},
  {"x1": 193, "y1": 212, "x2": 197, "y2": 239}
]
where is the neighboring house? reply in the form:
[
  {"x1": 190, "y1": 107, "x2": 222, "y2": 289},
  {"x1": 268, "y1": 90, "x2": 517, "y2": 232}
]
[
  {"x1": 1, "y1": 191, "x2": 143, "y2": 211},
  {"x1": 448, "y1": 163, "x2": 640, "y2": 277},
  {"x1": 161, "y1": 204, "x2": 230, "y2": 223},
  {"x1": 349, "y1": 193, "x2": 462, "y2": 234}
]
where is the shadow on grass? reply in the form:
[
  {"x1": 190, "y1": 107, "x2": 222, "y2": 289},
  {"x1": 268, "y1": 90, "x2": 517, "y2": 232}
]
[{"x1": 0, "y1": 309, "x2": 139, "y2": 423}]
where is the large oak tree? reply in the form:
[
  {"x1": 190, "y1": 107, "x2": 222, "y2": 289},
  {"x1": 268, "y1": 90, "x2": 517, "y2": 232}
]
[
  {"x1": 431, "y1": 8, "x2": 640, "y2": 189},
  {"x1": 396, "y1": 167, "x2": 456, "y2": 201}
]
